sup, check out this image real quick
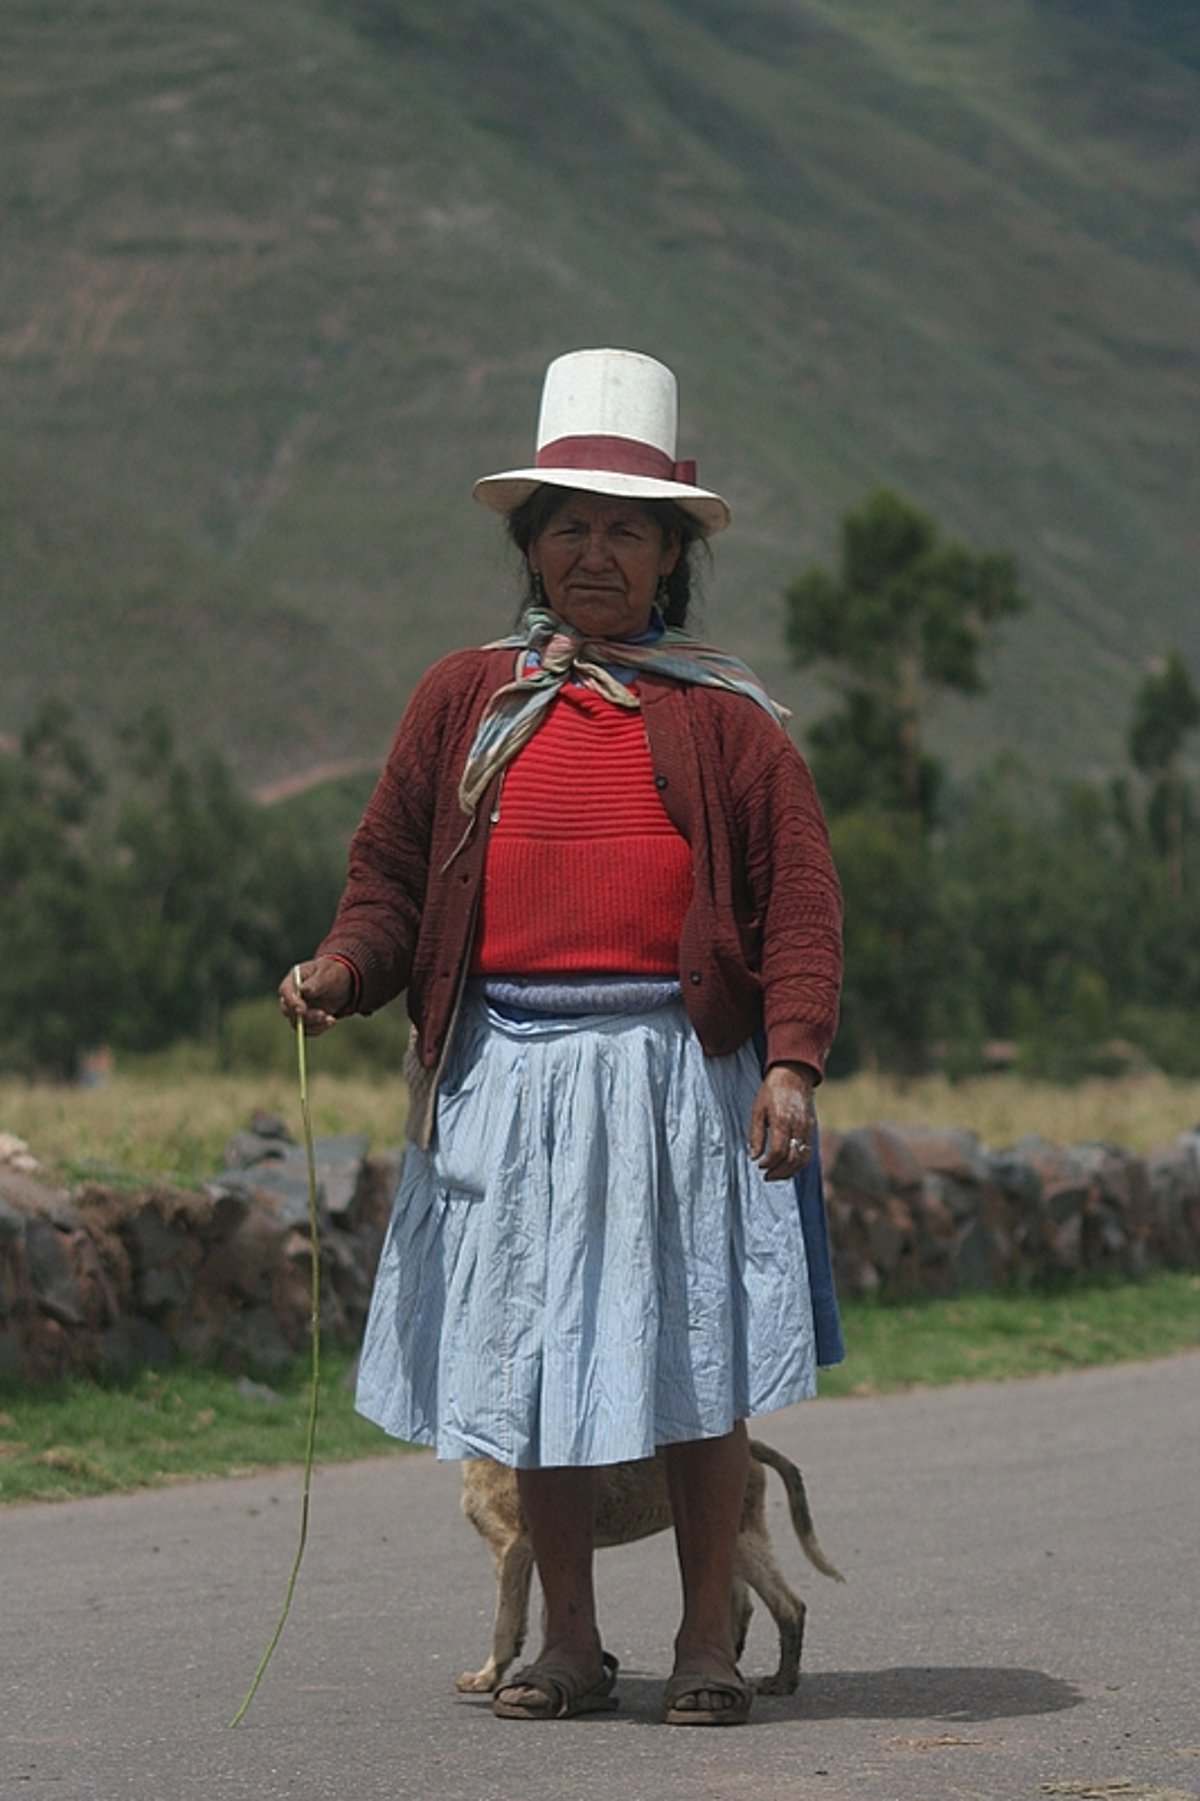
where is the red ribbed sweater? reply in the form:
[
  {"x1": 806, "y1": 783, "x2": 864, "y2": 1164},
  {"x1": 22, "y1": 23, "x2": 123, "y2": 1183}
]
[{"x1": 471, "y1": 684, "x2": 692, "y2": 975}]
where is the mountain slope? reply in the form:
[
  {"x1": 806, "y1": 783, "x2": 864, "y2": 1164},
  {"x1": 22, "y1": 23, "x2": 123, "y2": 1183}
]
[{"x1": 1, "y1": 0, "x2": 1197, "y2": 783}]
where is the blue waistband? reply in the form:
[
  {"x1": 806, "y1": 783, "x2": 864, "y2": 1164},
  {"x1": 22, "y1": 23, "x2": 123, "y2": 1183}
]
[{"x1": 479, "y1": 975, "x2": 681, "y2": 1022}]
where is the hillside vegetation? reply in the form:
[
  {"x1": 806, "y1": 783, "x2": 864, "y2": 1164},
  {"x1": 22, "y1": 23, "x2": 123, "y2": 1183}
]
[{"x1": 2, "y1": 0, "x2": 1198, "y2": 784}]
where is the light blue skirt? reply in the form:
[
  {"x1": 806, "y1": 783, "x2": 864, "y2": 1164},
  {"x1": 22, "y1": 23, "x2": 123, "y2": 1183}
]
[{"x1": 355, "y1": 990, "x2": 817, "y2": 1467}]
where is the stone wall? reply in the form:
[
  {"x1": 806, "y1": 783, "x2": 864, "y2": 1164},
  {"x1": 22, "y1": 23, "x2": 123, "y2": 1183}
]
[
  {"x1": 0, "y1": 1118, "x2": 399, "y2": 1384},
  {"x1": 3, "y1": 1119, "x2": 1200, "y2": 1383},
  {"x1": 823, "y1": 1124, "x2": 1200, "y2": 1297}
]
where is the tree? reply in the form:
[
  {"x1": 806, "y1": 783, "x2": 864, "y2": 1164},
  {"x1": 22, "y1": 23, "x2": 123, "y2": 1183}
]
[
  {"x1": 940, "y1": 767, "x2": 1156, "y2": 1077},
  {"x1": 785, "y1": 489, "x2": 1028, "y2": 824},
  {"x1": 0, "y1": 702, "x2": 345, "y2": 1074},
  {"x1": 104, "y1": 708, "x2": 336, "y2": 1050},
  {"x1": 0, "y1": 710, "x2": 113, "y2": 1075},
  {"x1": 20, "y1": 695, "x2": 104, "y2": 827},
  {"x1": 1127, "y1": 650, "x2": 1200, "y2": 896},
  {"x1": 804, "y1": 689, "x2": 941, "y2": 822},
  {"x1": 825, "y1": 808, "x2": 966, "y2": 1074}
]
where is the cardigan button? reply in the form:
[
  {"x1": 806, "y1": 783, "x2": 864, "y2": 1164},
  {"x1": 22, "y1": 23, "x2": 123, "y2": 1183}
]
[
  {"x1": 654, "y1": 773, "x2": 668, "y2": 790},
  {"x1": 688, "y1": 970, "x2": 703, "y2": 985}
]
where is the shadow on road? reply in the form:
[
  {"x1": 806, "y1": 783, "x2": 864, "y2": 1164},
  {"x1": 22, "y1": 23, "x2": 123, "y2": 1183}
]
[
  {"x1": 789, "y1": 1664, "x2": 1084, "y2": 1722},
  {"x1": 479, "y1": 1664, "x2": 1088, "y2": 1730}
]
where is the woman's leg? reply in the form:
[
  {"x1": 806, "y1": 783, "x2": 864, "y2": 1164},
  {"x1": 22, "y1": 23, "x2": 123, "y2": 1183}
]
[
  {"x1": 500, "y1": 1466, "x2": 604, "y2": 1694},
  {"x1": 663, "y1": 1422, "x2": 750, "y2": 1713}
]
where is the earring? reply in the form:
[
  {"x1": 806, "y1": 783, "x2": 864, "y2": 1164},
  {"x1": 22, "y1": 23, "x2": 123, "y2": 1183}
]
[{"x1": 532, "y1": 570, "x2": 546, "y2": 607}]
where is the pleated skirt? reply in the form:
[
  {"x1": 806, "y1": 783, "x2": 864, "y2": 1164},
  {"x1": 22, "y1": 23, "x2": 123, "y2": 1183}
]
[{"x1": 355, "y1": 989, "x2": 817, "y2": 1467}]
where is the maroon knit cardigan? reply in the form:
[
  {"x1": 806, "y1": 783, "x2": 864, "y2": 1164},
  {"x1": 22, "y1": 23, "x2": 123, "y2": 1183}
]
[{"x1": 319, "y1": 647, "x2": 843, "y2": 1079}]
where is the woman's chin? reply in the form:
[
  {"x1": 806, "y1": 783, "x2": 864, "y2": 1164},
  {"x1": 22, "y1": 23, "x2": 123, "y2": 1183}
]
[{"x1": 558, "y1": 597, "x2": 649, "y2": 636}]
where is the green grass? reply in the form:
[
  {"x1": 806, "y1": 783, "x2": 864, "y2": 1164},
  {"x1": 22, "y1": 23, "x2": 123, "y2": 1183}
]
[
  {"x1": 3, "y1": 1275, "x2": 1197, "y2": 1504},
  {"x1": 818, "y1": 1270, "x2": 1200, "y2": 1397},
  {"x1": 0, "y1": 1349, "x2": 409, "y2": 1505}
]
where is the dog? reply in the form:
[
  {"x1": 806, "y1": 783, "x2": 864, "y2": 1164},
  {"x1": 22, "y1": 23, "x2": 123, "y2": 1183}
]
[{"x1": 457, "y1": 1438, "x2": 844, "y2": 1697}]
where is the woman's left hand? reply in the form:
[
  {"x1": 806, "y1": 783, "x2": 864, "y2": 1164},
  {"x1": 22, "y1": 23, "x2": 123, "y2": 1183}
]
[{"x1": 748, "y1": 1062, "x2": 817, "y2": 1181}]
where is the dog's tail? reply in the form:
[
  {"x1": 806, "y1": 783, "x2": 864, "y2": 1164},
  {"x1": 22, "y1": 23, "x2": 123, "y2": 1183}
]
[{"x1": 749, "y1": 1439, "x2": 846, "y2": 1583}]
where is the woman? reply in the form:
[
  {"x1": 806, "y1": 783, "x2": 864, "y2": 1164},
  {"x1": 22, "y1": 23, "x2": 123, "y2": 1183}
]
[{"x1": 280, "y1": 348, "x2": 843, "y2": 1727}]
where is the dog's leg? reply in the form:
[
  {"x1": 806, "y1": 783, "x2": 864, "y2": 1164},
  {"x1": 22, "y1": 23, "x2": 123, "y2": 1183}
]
[
  {"x1": 457, "y1": 1535, "x2": 536, "y2": 1693},
  {"x1": 733, "y1": 1532, "x2": 807, "y2": 1696}
]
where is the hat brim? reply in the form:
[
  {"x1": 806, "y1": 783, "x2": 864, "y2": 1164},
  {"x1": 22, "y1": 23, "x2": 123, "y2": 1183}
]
[{"x1": 472, "y1": 466, "x2": 731, "y2": 536}]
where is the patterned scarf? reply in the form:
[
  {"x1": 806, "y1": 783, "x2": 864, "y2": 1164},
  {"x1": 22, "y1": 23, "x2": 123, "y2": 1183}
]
[{"x1": 458, "y1": 607, "x2": 789, "y2": 816}]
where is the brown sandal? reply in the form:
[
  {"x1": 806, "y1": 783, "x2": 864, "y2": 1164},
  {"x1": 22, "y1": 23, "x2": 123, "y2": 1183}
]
[
  {"x1": 493, "y1": 1651, "x2": 619, "y2": 1720},
  {"x1": 662, "y1": 1669, "x2": 752, "y2": 1726}
]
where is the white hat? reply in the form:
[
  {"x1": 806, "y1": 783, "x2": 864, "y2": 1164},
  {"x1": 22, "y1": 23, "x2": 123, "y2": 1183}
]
[{"x1": 472, "y1": 347, "x2": 731, "y2": 536}]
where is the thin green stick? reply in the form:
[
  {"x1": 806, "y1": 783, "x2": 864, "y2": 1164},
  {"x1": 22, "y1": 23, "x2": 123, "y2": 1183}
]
[{"x1": 229, "y1": 969, "x2": 322, "y2": 1728}]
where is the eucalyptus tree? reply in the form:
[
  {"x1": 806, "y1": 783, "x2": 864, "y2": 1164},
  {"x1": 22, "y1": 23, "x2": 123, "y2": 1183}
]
[
  {"x1": 1127, "y1": 649, "x2": 1200, "y2": 897},
  {"x1": 784, "y1": 488, "x2": 1027, "y2": 826},
  {"x1": 783, "y1": 488, "x2": 1028, "y2": 1072}
]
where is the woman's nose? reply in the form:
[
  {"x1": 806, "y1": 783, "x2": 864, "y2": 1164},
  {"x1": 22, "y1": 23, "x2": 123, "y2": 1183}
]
[{"x1": 579, "y1": 529, "x2": 614, "y2": 565}]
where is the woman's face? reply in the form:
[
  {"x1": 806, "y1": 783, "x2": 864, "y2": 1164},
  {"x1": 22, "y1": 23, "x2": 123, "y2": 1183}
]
[{"x1": 528, "y1": 492, "x2": 681, "y2": 639}]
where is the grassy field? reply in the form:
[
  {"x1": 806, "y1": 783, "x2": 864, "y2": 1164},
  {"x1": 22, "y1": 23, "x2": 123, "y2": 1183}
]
[
  {"x1": 4, "y1": 1066, "x2": 1200, "y2": 1192},
  {"x1": 817, "y1": 1068, "x2": 1200, "y2": 1155},
  {"x1": 2, "y1": 1274, "x2": 1197, "y2": 1506}
]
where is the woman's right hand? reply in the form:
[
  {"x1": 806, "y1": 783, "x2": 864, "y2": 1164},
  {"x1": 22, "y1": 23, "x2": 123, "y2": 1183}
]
[{"x1": 278, "y1": 958, "x2": 354, "y2": 1036}]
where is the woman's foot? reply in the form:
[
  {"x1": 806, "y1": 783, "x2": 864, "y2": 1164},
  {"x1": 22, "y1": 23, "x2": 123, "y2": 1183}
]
[
  {"x1": 493, "y1": 1649, "x2": 619, "y2": 1720},
  {"x1": 662, "y1": 1655, "x2": 752, "y2": 1726}
]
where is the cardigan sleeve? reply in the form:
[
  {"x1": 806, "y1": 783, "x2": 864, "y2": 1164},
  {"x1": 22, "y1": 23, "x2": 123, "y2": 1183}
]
[
  {"x1": 734, "y1": 732, "x2": 844, "y2": 1077},
  {"x1": 316, "y1": 661, "x2": 456, "y2": 1014}
]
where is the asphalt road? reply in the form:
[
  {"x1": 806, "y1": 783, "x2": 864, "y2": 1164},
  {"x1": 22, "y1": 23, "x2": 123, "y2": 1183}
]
[{"x1": 3, "y1": 1352, "x2": 1198, "y2": 1801}]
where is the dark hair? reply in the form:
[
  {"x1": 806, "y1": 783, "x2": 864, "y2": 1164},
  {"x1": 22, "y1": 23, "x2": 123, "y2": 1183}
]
[{"x1": 505, "y1": 485, "x2": 707, "y2": 628}]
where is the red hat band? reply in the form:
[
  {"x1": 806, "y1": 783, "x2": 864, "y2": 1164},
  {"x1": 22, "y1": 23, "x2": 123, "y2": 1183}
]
[{"x1": 537, "y1": 434, "x2": 698, "y2": 488}]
